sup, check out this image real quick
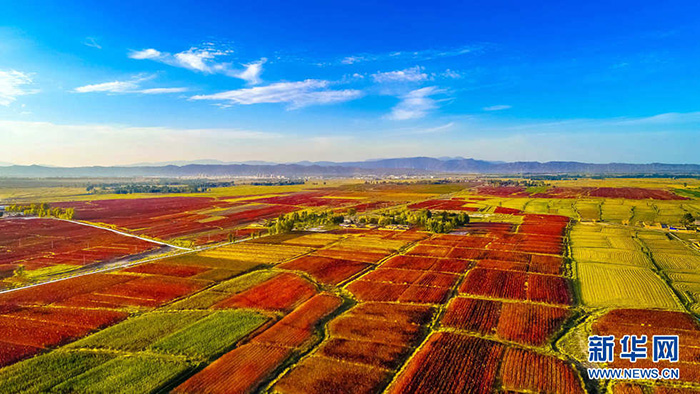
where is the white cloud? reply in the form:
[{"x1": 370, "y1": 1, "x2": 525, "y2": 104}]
[
  {"x1": 129, "y1": 48, "x2": 163, "y2": 60},
  {"x1": 372, "y1": 66, "x2": 429, "y2": 83},
  {"x1": 191, "y1": 79, "x2": 363, "y2": 109},
  {"x1": 336, "y1": 45, "x2": 479, "y2": 65},
  {"x1": 0, "y1": 70, "x2": 34, "y2": 106},
  {"x1": 386, "y1": 86, "x2": 444, "y2": 120},
  {"x1": 483, "y1": 104, "x2": 512, "y2": 111},
  {"x1": 234, "y1": 58, "x2": 267, "y2": 85},
  {"x1": 139, "y1": 87, "x2": 189, "y2": 94},
  {"x1": 440, "y1": 69, "x2": 463, "y2": 79},
  {"x1": 83, "y1": 37, "x2": 102, "y2": 49},
  {"x1": 341, "y1": 56, "x2": 367, "y2": 65},
  {"x1": 73, "y1": 75, "x2": 187, "y2": 94},
  {"x1": 129, "y1": 44, "x2": 266, "y2": 84}
]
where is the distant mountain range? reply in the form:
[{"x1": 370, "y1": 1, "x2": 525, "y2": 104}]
[{"x1": 0, "y1": 157, "x2": 699, "y2": 178}]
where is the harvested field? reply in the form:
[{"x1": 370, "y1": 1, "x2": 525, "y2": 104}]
[{"x1": 577, "y1": 262, "x2": 680, "y2": 310}]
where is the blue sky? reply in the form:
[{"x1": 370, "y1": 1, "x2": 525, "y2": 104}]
[{"x1": 1, "y1": 1, "x2": 699, "y2": 165}]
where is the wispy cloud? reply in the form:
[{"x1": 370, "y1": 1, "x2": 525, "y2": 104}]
[
  {"x1": 372, "y1": 66, "x2": 428, "y2": 83},
  {"x1": 129, "y1": 44, "x2": 267, "y2": 85},
  {"x1": 0, "y1": 70, "x2": 34, "y2": 106},
  {"x1": 386, "y1": 86, "x2": 444, "y2": 120},
  {"x1": 190, "y1": 79, "x2": 363, "y2": 109},
  {"x1": 483, "y1": 104, "x2": 511, "y2": 111},
  {"x1": 83, "y1": 37, "x2": 102, "y2": 49},
  {"x1": 73, "y1": 75, "x2": 187, "y2": 94},
  {"x1": 235, "y1": 58, "x2": 267, "y2": 85},
  {"x1": 339, "y1": 45, "x2": 480, "y2": 65}
]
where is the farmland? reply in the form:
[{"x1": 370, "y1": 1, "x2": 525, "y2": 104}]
[{"x1": 0, "y1": 177, "x2": 699, "y2": 393}]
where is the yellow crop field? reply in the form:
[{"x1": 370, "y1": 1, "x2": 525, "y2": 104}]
[
  {"x1": 600, "y1": 201, "x2": 632, "y2": 222},
  {"x1": 577, "y1": 262, "x2": 680, "y2": 310},
  {"x1": 629, "y1": 202, "x2": 658, "y2": 224},
  {"x1": 652, "y1": 253, "x2": 700, "y2": 272},
  {"x1": 200, "y1": 243, "x2": 312, "y2": 264},
  {"x1": 523, "y1": 199, "x2": 550, "y2": 214},
  {"x1": 575, "y1": 201, "x2": 600, "y2": 221},
  {"x1": 282, "y1": 233, "x2": 344, "y2": 248},
  {"x1": 572, "y1": 248, "x2": 649, "y2": 267}
]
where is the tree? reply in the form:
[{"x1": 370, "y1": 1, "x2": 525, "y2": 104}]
[{"x1": 681, "y1": 213, "x2": 695, "y2": 227}]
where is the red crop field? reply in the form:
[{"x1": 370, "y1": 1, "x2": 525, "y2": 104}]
[
  {"x1": 348, "y1": 302, "x2": 436, "y2": 325},
  {"x1": 496, "y1": 303, "x2": 571, "y2": 346},
  {"x1": 389, "y1": 332, "x2": 504, "y2": 394},
  {"x1": 346, "y1": 280, "x2": 409, "y2": 302},
  {"x1": 528, "y1": 274, "x2": 572, "y2": 305},
  {"x1": 0, "y1": 342, "x2": 41, "y2": 368},
  {"x1": 475, "y1": 185, "x2": 686, "y2": 200},
  {"x1": 123, "y1": 262, "x2": 209, "y2": 277},
  {"x1": 460, "y1": 268, "x2": 571, "y2": 305},
  {"x1": 414, "y1": 271, "x2": 459, "y2": 288},
  {"x1": 0, "y1": 218, "x2": 158, "y2": 275},
  {"x1": 441, "y1": 297, "x2": 502, "y2": 334},
  {"x1": 593, "y1": 309, "x2": 700, "y2": 348},
  {"x1": 500, "y1": 348, "x2": 584, "y2": 393},
  {"x1": 430, "y1": 259, "x2": 472, "y2": 273},
  {"x1": 5, "y1": 306, "x2": 127, "y2": 329},
  {"x1": 407, "y1": 244, "x2": 453, "y2": 258},
  {"x1": 96, "y1": 275, "x2": 206, "y2": 306},
  {"x1": 55, "y1": 196, "x2": 299, "y2": 243},
  {"x1": 174, "y1": 343, "x2": 294, "y2": 394},
  {"x1": 214, "y1": 273, "x2": 317, "y2": 312},
  {"x1": 408, "y1": 199, "x2": 480, "y2": 211},
  {"x1": 447, "y1": 247, "x2": 486, "y2": 260},
  {"x1": 398, "y1": 284, "x2": 450, "y2": 304},
  {"x1": 313, "y1": 248, "x2": 390, "y2": 263},
  {"x1": 442, "y1": 298, "x2": 570, "y2": 346},
  {"x1": 0, "y1": 273, "x2": 135, "y2": 307},
  {"x1": 238, "y1": 191, "x2": 359, "y2": 208},
  {"x1": 361, "y1": 268, "x2": 424, "y2": 284},
  {"x1": 0, "y1": 315, "x2": 94, "y2": 348},
  {"x1": 383, "y1": 255, "x2": 438, "y2": 271},
  {"x1": 277, "y1": 256, "x2": 370, "y2": 285},
  {"x1": 494, "y1": 206, "x2": 522, "y2": 214},
  {"x1": 460, "y1": 268, "x2": 528, "y2": 300},
  {"x1": 273, "y1": 355, "x2": 391, "y2": 394},
  {"x1": 318, "y1": 338, "x2": 412, "y2": 369},
  {"x1": 251, "y1": 292, "x2": 342, "y2": 348},
  {"x1": 328, "y1": 315, "x2": 424, "y2": 346}
]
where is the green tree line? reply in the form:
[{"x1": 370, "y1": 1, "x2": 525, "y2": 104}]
[
  {"x1": 5, "y1": 203, "x2": 75, "y2": 219},
  {"x1": 267, "y1": 210, "x2": 344, "y2": 234}
]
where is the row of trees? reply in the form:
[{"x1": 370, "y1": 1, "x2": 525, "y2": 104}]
[
  {"x1": 267, "y1": 210, "x2": 345, "y2": 234},
  {"x1": 356, "y1": 208, "x2": 470, "y2": 233},
  {"x1": 4, "y1": 203, "x2": 75, "y2": 219},
  {"x1": 86, "y1": 182, "x2": 236, "y2": 194}
]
